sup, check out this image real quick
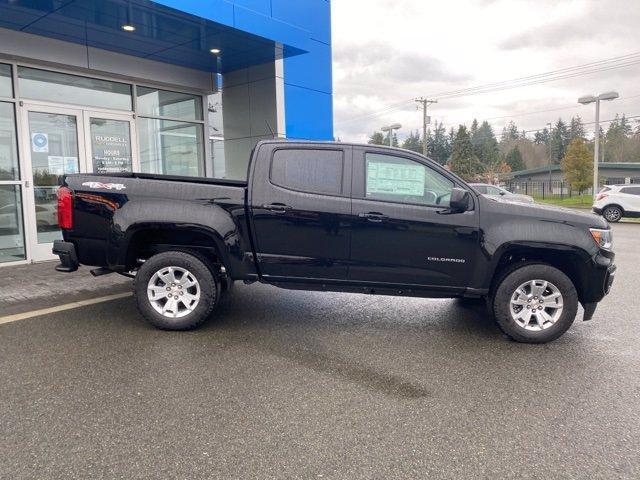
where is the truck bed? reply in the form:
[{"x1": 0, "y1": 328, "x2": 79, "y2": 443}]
[{"x1": 85, "y1": 171, "x2": 248, "y2": 188}]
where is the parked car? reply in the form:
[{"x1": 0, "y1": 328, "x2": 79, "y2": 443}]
[
  {"x1": 470, "y1": 183, "x2": 534, "y2": 203},
  {"x1": 53, "y1": 141, "x2": 615, "y2": 344},
  {"x1": 592, "y1": 184, "x2": 640, "y2": 222}
]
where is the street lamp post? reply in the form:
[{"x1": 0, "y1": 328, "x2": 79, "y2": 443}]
[
  {"x1": 381, "y1": 123, "x2": 402, "y2": 147},
  {"x1": 578, "y1": 91, "x2": 619, "y2": 199}
]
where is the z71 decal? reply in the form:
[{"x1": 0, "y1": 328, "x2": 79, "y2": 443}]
[{"x1": 81, "y1": 181, "x2": 126, "y2": 191}]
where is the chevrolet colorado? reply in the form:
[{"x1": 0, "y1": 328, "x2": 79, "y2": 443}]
[{"x1": 53, "y1": 140, "x2": 616, "y2": 343}]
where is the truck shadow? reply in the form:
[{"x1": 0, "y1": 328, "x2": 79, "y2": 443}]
[{"x1": 199, "y1": 284, "x2": 503, "y2": 400}]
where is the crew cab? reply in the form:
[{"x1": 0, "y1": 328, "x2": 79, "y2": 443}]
[{"x1": 53, "y1": 140, "x2": 616, "y2": 343}]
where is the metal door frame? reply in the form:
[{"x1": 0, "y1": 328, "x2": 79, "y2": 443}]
[{"x1": 20, "y1": 103, "x2": 87, "y2": 262}]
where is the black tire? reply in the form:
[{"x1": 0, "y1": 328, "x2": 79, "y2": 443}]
[
  {"x1": 492, "y1": 264, "x2": 578, "y2": 343},
  {"x1": 602, "y1": 205, "x2": 622, "y2": 223},
  {"x1": 134, "y1": 251, "x2": 219, "y2": 330}
]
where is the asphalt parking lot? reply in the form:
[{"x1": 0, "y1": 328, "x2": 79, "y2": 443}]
[{"x1": 2, "y1": 223, "x2": 639, "y2": 479}]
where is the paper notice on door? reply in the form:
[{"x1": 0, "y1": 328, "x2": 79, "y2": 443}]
[
  {"x1": 64, "y1": 157, "x2": 78, "y2": 174},
  {"x1": 366, "y1": 160, "x2": 425, "y2": 196},
  {"x1": 47, "y1": 156, "x2": 65, "y2": 175}
]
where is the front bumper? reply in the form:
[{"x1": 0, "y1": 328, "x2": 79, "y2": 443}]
[
  {"x1": 52, "y1": 240, "x2": 79, "y2": 272},
  {"x1": 592, "y1": 206, "x2": 603, "y2": 215},
  {"x1": 582, "y1": 252, "x2": 616, "y2": 320}
]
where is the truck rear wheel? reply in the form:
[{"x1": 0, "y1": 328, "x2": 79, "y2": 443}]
[
  {"x1": 134, "y1": 251, "x2": 219, "y2": 330},
  {"x1": 492, "y1": 264, "x2": 578, "y2": 343}
]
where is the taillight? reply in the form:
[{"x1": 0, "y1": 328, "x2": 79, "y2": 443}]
[
  {"x1": 57, "y1": 186, "x2": 73, "y2": 229},
  {"x1": 596, "y1": 193, "x2": 608, "y2": 201}
]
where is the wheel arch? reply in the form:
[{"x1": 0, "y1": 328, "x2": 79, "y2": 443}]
[
  {"x1": 487, "y1": 243, "x2": 592, "y2": 304},
  {"x1": 603, "y1": 203, "x2": 625, "y2": 214},
  {"x1": 122, "y1": 224, "x2": 233, "y2": 276}
]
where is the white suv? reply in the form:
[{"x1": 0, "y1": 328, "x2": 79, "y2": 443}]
[{"x1": 593, "y1": 184, "x2": 640, "y2": 222}]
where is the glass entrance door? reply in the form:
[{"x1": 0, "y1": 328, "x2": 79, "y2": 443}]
[
  {"x1": 84, "y1": 112, "x2": 137, "y2": 173},
  {"x1": 21, "y1": 106, "x2": 137, "y2": 262},
  {"x1": 22, "y1": 105, "x2": 87, "y2": 261}
]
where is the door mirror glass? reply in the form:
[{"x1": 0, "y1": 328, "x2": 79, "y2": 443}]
[{"x1": 449, "y1": 187, "x2": 470, "y2": 212}]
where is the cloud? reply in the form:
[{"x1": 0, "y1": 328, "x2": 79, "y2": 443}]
[
  {"x1": 499, "y1": 0, "x2": 640, "y2": 50},
  {"x1": 331, "y1": 0, "x2": 640, "y2": 143}
]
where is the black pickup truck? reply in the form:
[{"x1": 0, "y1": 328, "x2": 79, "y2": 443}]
[{"x1": 53, "y1": 140, "x2": 616, "y2": 343}]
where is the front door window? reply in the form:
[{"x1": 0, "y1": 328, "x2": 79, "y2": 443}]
[{"x1": 27, "y1": 111, "x2": 80, "y2": 245}]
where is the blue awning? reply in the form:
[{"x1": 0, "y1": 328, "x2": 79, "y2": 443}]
[{"x1": 0, "y1": 0, "x2": 308, "y2": 73}]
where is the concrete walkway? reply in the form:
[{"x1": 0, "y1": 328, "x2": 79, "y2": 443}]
[{"x1": 3, "y1": 261, "x2": 132, "y2": 316}]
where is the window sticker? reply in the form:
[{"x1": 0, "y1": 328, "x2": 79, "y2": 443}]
[{"x1": 366, "y1": 160, "x2": 425, "y2": 196}]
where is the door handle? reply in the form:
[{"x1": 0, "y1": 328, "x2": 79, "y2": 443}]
[
  {"x1": 262, "y1": 203, "x2": 293, "y2": 213},
  {"x1": 358, "y1": 212, "x2": 388, "y2": 222}
]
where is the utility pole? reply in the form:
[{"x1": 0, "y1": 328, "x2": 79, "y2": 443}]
[
  {"x1": 547, "y1": 122, "x2": 552, "y2": 193},
  {"x1": 415, "y1": 98, "x2": 437, "y2": 157}
]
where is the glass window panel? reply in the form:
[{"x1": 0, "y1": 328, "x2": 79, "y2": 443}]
[
  {"x1": 89, "y1": 118, "x2": 133, "y2": 173},
  {"x1": 139, "y1": 118, "x2": 203, "y2": 177},
  {"x1": 0, "y1": 102, "x2": 19, "y2": 180},
  {"x1": 0, "y1": 185, "x2": 26, "y2": 262},
  {"x1": 18, "y1": 67, "x2": 132, "y2": 110},
  {"x1": 0, "y1": 64, "x2": 12, "y2": 98},
  {"x1": 271, "y1": 149, "x2": 343, "y2": 195},
  {"x1": 137, "y1": 86, "x2": 203, "y2": 121},
  {"x1": 28, "y1": 111, "x2": 80, "y2": 244},
  {"x1": 365, "y1": 153, "x2": 454, "y2": 207}
]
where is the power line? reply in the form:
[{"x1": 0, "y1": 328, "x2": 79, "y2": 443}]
[{"x1": 335, "y1": 51, "x2": 640, "y2": 125}]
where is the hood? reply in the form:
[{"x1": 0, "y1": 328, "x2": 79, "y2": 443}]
[{"x1": 482, "y1": 195, "x2": 609, "y2": 229}]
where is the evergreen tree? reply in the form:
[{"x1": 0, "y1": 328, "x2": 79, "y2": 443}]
[
  {"x1": 470, "y1": 119, "x2": 479, "y2": 140},
  {"x1": 620, "y1": 114, "x2": 633, "y2": 137},
  {"x1": 505, "y1": 146, "x2": 525, "y2": 171},
  {"x1": 501, "y1": 121, "x2": 519, "y2": 142},
  {"x1": 428, "y1": 121, "x2": 451, "y2": 165},
  {"x1": 561, "y1": 138, "x2": 593, "y2": 196},
  {"x1": 450, "y1": 125, "x2": 483, "y2": 180},
  {"x1": 569, "y1": 116, "x2": 586, "y2": 141},
  {"x1": 368, "y1": 131, "x2": 385, "y2": 145},
  {"x1": 550, "y1": 119, "x2": 570, "y2": 164},
  {"x1": 533, "y1": 127, "x2": 550, "y2": 145},
  {"x1": 474, "y1": 121, "x2": 500, "y2": 168},
  {"x1": 401, "y1": 130, "x2": 422, "y2": 153}
]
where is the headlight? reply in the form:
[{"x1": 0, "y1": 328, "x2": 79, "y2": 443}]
[{"x1": 590, "y1": 228, "x2": 613, "y2": 250}]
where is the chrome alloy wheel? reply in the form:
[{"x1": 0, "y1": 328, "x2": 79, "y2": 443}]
[
  {"x1": 509, "y1": 279, "x2": 563, "y2": 331},
  {"x1": 147, "y1": 266, "x2": 201, "y2": 318},
  {"x1": 604, "y1": 207, "x2": 621, "y2": 222}
]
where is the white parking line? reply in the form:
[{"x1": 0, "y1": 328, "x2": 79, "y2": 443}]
[{"x1": 0, "y1": 292, "x2": 133, "y2": 326}]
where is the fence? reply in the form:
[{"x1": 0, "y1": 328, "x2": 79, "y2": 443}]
[
  {"x1": 504, "y1": 181, "x2": 590, "y2": 200},
  {"x1": 504, "y1": 178, "x2": 640, "y2": 200}
]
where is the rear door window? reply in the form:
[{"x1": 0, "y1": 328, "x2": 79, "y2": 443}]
[
  {"x1": 620, "y1": 186, "x2": 640, "y2": 195},
  {"x1": 270, "y1": 148, "x2": 344, "y2": 195}
]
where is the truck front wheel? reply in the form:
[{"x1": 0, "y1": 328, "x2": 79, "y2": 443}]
[
  {"x1": 134, "y1": 251, "x2": 219, "y2": 330},
  {"x1": 492, "y1": 264, "x2": 578, "y2": 343}
]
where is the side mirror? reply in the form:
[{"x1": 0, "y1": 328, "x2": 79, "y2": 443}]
[
  {"x1": 499, "y1": 191, "x2": 506, "y2": 196},
  {"x1": 449, "y1": 187, "x2": 470, "y2": 212}
]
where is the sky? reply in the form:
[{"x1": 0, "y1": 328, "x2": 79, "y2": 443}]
[{"x1": 331, "y1": 0, "x2": 640, "y2": 143}]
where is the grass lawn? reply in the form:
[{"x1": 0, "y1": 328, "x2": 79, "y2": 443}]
[
  {"x1": 533, "y1": 194, "x2": 593, "y2": 208},
  {"x1": 532, "y1": 195, "x2": 640, "y2": 223}
]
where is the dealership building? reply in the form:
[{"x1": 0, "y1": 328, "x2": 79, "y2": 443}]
[{"x1": 0, "y1": 0, "x2": 333, "y2": 265}]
